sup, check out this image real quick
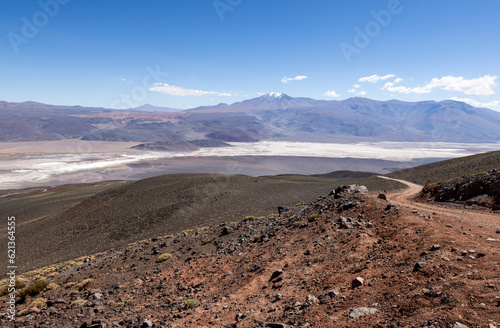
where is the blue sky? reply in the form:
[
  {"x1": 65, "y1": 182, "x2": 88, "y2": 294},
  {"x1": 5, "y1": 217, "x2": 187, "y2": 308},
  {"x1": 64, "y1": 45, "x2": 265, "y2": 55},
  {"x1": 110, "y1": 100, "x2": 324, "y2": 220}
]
[{"x1": 1, "y1": 0, "x2": 499, "y2": 110}]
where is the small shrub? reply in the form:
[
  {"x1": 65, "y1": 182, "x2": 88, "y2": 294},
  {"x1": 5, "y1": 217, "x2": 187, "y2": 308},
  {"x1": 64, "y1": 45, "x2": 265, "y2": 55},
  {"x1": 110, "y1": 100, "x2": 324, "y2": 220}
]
[
  {"x1": 71, "y1": 299, "x2": 87, "y2": 307},
  {"x1": 19, "y1": 281, "x2": 47, "y2": 300},
  {"x1": 184, "y1": 299, "x2": 200, "y2": 309},
  {"x1": 157, "y1": 253, "x2": 172, "y2": 262},
  {"x1": 30, "y1": 298, "x2": 47, "y2": 309},
  {"x1": 293, "y1": 221, "x2": 303, "y2": 227},
  {"x1": 243, "y1": 216, "x2": 257, "y2": 222},
  {"x1": 48, "y1": 272, "x2": 59, "y2": 278},
  {"x1": 202, "y1": 237, "x2": 211, "y2": 244},
  {"x1": 64, "y1": 282, "x2": 76, "y2": 289},
  {"x1": 75, "y1": 278, "x2": 93, "y2": 291},
  {"x1": 115, "y1": 301, "x2": 125, "y2": 307},
  {"x1": 0, "y1": 281, "x2": 25, "y2": 297},
  {"x1": 45, "y1": 283, "x2": 59, "y2": 291},
  {"x1": 253, "y1": 234, "x2": 262, "y2": 242},
  {"x1": 309, "y1": 214, "x2": 319, "y2": 219},
  {"x1": 181, "y1": 229, "x2": 193, "y2": 234},
  {"x1": 17, "y1": 309, "x2": 29, "y2": 317}
]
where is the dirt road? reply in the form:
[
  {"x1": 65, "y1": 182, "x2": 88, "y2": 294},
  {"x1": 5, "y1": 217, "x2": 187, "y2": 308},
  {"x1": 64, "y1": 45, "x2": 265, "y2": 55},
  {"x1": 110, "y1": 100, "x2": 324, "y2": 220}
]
[{"x1": 378, "y1": 175, "x2": 500, "y2": 235}]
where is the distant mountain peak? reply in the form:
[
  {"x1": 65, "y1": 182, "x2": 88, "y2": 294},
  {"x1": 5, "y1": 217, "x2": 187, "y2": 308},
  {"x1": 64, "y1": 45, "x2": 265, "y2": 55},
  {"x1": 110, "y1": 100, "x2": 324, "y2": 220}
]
[{"x1": 261, "y1": 92, "x2": 289, "y2": 100}]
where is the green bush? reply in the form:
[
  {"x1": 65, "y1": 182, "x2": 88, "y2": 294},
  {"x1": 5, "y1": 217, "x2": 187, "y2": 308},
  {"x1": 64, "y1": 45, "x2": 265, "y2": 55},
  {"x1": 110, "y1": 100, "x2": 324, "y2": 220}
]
[
  {"x1": 0, "y1": 282, "x2": 25, "y2": 297},
  {"x1": 19, "y1": 281, "x2": 47, "y2": 300}
]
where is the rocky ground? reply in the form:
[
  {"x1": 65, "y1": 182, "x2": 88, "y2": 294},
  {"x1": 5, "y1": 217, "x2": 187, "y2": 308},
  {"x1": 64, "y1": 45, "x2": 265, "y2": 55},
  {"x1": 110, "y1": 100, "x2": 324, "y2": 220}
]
[
  {"x1": 1, "y1": 182, "x2": 499, "y2": 327},
  {"x1": 419, "y1": 170, "x2": 500, "y2": 211}
]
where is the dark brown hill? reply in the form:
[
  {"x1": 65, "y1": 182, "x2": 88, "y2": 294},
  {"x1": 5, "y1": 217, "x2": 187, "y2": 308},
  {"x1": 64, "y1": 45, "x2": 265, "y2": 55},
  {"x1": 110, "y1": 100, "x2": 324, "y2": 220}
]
[
  {"x1": 386, "y1": 149, "x2": 500, "y2": 184},
  {"x1": 0, "y1": 173, "x2": 402, "y2": 273}
]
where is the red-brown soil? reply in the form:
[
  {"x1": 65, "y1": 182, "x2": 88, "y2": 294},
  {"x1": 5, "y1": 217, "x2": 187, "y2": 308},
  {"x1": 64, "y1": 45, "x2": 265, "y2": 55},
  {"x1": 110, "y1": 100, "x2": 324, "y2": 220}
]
[{"x1": 1, "y1": 180, "x2": 499, "y2": 327}]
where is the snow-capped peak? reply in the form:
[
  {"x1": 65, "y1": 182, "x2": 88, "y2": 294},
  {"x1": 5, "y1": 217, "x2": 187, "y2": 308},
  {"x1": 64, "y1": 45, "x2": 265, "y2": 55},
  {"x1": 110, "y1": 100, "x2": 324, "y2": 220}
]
[{"x1": 267, "y1": 92, "x2": 283, "y2": 98}]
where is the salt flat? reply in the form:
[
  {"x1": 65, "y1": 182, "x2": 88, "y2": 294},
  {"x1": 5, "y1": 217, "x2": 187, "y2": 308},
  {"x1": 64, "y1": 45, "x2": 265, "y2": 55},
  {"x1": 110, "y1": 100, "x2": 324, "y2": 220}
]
[{"x1": 0, "y1": 140, "x2": 498, "y2": 190}]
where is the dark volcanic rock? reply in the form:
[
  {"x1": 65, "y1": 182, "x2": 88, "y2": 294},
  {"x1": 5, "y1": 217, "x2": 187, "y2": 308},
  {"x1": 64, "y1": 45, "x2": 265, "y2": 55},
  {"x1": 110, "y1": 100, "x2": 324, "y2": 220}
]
[{"x1": 420, "y1": 169, "x2": 500, "y2": 210}]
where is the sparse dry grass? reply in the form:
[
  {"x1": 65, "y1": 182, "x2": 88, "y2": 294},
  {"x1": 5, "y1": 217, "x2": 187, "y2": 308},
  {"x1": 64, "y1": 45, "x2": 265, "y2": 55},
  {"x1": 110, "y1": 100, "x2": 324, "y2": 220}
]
[
  {"x1": 71, "y1": 299, "x2": 87, "y2": 307},
  {"x1": 30, "y1": 298, "x2": 47, "y2": 309},
  {"x1": 184, "y1": 299, "x2": 199, "y2": 309},
  {"x1": 75, "y1": 278, "x2": 93, "y2": 291},
  {"x1": 157, "y1": 253, "x2": 172, "y2": 262}
]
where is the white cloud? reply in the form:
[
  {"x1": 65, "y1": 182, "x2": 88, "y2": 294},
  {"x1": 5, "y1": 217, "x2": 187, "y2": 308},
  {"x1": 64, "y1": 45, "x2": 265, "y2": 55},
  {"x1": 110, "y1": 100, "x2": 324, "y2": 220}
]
[
  {"x1": 324, "y1": 90, "x2": 340, "y2": 98},
  {"x1": 149, "y1": 83, "x2": 231, "y2": 97},
  {"x1": 281, "y1": 75, "x2": 308, "y2": 83},
  {"x1": 382, "y1": 75, "x2": 497, "y2": 95},
  {"x1": 382, "y1": 82, "x2": 415, "y2": 94},
  {"x1": 348, "y1": 89, "x2": 356, "y2": 93},
  {"x1": 353, "y1": 84, "x2": 361, "y2": 89},
  {"x1": 394, "y1": 77, "x2": 403, "y2": 84},
  {"x1": 358, "y1": 90, "x2": 367, "y2": 96},
  {"x1": 359, "y1": 74, "x2": 396, "y2": 83},
  {"x1": 218, "y1": 92, "x2": 232, "y2": 97},
  {"x1": 429, "y1": 75, "x2": 496, "y2": 95},
  {"x1": 449, "y1": 97, "x2": 500, "y2": 108}
]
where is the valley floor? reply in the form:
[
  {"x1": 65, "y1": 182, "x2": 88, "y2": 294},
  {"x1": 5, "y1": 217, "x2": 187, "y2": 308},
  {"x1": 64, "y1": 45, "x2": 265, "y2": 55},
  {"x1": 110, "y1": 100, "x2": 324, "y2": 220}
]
[{"x1": 1, "y1": 139, "x2": 496, "y2": 190}]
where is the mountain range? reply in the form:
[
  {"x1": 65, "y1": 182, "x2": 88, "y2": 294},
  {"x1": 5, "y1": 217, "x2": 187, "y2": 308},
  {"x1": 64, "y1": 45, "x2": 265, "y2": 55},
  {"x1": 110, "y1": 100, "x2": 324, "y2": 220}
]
[{"x1": 1, "y1": 93, "x2": 500, "y2": 143}]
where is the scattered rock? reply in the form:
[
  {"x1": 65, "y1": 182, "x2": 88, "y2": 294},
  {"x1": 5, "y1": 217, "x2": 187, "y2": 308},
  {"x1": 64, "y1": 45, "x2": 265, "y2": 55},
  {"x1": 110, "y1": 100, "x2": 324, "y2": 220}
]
[
  {"x1": 235, "y1": 312, "x2": 246, "y2": 322},
  {"x1": 377, "y1": 193, "x2": 387, "y2": 200},
  {"x1": 269, "y1": 269, "x2": 283, "y2": 282},
  {"x1": 328, "y1": 290, "x2": 340, "y2": 298},
  {"x1": 413, "y1": 262, "x2": 425, "y2": 272},
  {"x1": 221, "y1": 226, "x2": 232, "y2": 236},
  {"x1": 303, "y1": 295, "x2": 318, "y2": 307},
  {"x1": 338, "y1": 216, "x2": 351, "y2": 229},
  {"x1": 351, "y1": 277, "x2": 364, "y2": 288},
  {"x1": 349, "y1": 307, "x2": 379, "y2": 321},
  {"x1": 338, "y1": 202, "x2": 356, "y2": 212},
  {"x1": 278, "y1": 206, "x2": 290, "y2": 215},
  {"x1": 430, "y1": 244, "x2": 441, "y2": 251},
  {"x1": 266, "y1": 323, "x2": 286, "y2": 328},
  {"x1": 452, "y1": 323, "x2": 468, "y2": 328},
  {"x1": 141, "y1": 319, "x2": 153, "y2": 328}
]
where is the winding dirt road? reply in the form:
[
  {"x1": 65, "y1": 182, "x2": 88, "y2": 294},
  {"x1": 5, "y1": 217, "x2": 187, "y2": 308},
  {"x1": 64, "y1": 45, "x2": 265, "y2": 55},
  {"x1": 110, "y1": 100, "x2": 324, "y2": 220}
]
[{"x1": 378, "y1": 175, "x2": 500, "y2": 232}]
